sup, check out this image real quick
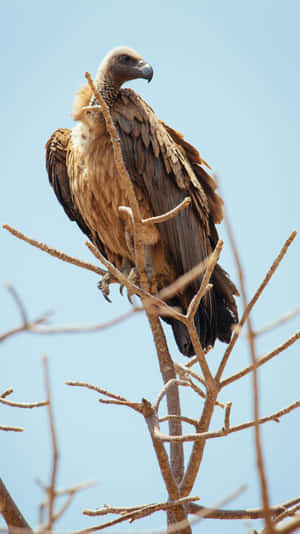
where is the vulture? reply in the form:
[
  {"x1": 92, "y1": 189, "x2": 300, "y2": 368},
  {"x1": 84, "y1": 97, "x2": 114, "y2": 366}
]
[{"x1": 46, "y1": 46, "x2": 239, "y2": 356}]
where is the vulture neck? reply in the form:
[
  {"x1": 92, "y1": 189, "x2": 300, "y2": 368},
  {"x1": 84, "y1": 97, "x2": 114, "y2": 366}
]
[{"x1": 90, "y1": 73, "x2": 121, "y2": 108}]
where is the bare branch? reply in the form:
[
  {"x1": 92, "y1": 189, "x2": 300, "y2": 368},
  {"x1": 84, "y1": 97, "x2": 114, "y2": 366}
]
[
  {"x1": 43, "y1": 355, "x2": 58, "y2": 530},
  {"x1": 181, "y1": 392, "x2": 218, "y2": 496},
  {"x1": 186, "y1": 495, "x2": 300, "y2": 520},
  {"x1": 216, "y1": 230, "x2": 297, "y2": 382},
  {"x1": 224, "y1": 402, "x2": 232, "y2": 432},
  {"x1": 275, "y1": 515, "x2": 300, "y2": 534},
  {"x1": 158, "y1": 258, "x2": 209, "y2": 302},
  {"x1": 145, "y1": 313, "x2": 185, "y2": 496},
  {"x1": 0, "y1": 397, "x2": 48, "y2": 409},
  {"x1": 153, "y1": 379, "x2": 190, "y2": 413},
  {"x1": 83, "y1": 495, "x2": 199, "y2": 519},
  {"x1": 6, "y1": 284, "x2": 28, "y2": 325},
  {"x1": 98, "y1": 398, "x2": 144, "y2": 413},
  {"x1": 28, "y1": 307, "x2": 140, "y2": 335},
  {"x1": 1, "y1": 389, "x2": 14, "y2": 399},
  {"x1": 187, "y1": 240, "x2": 223, "y2": 320},
  {"x1": 174, "y1": 361, "x2": 206, "y2": 387},
  {"x1": 255, "y1": 307, "x2": 300, "y2": 336},
  {"x1": 66, "y1": 380, "x2": 144, "y2": 414},
  {"x1": 85, "y1": 72, "x2": 148, "y2": 288},
  {"x1": 0, "y1": 478, "x2": 32, "y2": 533},
  {"x1": 274, "y1": 504, "x2": 300, "y2": 525},
  {"x1": 221, "y1": 330, "x2": 300, "y2": 388},
  {"x1": 66, "y1": 381, "x2": 127, "y2": 401},
  {"x1": 3, "y1": 224, "x2": 106, "y2": 276},
  {"x1": 221, "y1": 213, "x2": 291, "y2": 532},
  {"x1": 142, "y1": 197, "x2": 191, "y2": 225},
  {"x1": 159, "y1": 415, "x2": 199, "y2": 427},
  {"x1": 0, "y1": 315, "x2": 49, "y2": 343},
  {"x1": 154, "y1": 398, "x2": 300, "y2": 443},
  {"x1": 185, "y1": 321, "x2": 217, "y2": 393},
  {"x1": 0, "y1": 425, "x2": 23, "y2": 432}
]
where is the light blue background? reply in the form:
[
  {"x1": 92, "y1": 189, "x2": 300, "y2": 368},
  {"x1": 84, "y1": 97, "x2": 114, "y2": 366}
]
[{"x1": 1, "y1": 1, "x2": 299, "y2": 532}]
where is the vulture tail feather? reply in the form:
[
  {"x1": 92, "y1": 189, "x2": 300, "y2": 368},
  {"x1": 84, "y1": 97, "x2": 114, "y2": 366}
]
[{"x1": 162, "y1": 265, "x2": 239, "y2": 356}]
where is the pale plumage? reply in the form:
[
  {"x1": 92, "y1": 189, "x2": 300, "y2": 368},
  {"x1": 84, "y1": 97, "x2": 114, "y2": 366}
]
[{"x1": 46, "y1": 47, "x2": 239, "y2": 356}]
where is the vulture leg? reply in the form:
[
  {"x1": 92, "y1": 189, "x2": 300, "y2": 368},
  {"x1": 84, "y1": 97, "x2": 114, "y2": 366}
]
[{"x1": 144, "y1": 244, "x2": 158, "y2": 294}]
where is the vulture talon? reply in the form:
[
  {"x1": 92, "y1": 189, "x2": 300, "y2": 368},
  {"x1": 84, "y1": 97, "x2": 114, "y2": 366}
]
[{"x1": 97, "y1": 272, "x2": 113, "y2": 303}]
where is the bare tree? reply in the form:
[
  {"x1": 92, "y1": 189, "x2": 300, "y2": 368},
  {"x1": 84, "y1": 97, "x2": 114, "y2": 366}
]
[{"x1": 1, "y1": 70, "x2": 299, "y2": 534}]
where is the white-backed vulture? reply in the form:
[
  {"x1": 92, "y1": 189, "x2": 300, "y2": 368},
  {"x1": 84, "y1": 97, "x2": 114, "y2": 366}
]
[{"x1": 46, "y1": 46, "x2": 239, "y2": 356}]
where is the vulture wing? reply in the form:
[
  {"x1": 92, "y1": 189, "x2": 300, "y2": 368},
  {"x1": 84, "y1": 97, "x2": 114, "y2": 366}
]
[
  {"x1": 46, "y1": 128, "x2": 106, "y2": 257},
  {"x1": 112, "y1": 89, "x2": 238, "y2": 354}
]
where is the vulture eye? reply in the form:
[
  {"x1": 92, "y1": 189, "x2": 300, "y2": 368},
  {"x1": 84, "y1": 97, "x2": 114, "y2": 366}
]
[{"x1": 120, "y1": 54, "x2": 133, "y2": 64}]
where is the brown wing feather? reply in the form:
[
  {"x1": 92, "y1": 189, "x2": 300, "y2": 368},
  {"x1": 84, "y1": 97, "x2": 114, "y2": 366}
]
[
  {"x1": 46, "y1": 128, "x2": 106, "y2": 256},
  {"x1": 112, "y1": 90, "x2": 212, "y2": 282},
  {"x1": 112, "y1": 89, "x2": 238, "y2": 353}
]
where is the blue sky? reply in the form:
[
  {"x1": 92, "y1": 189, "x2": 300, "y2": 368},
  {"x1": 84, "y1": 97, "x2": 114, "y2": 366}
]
[{"x1": 1, "y1": 1, "x2": 300, "y2": 533}]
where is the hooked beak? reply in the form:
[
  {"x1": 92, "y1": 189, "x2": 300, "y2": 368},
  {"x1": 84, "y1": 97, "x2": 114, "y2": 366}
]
[{"x1": 137, "y1": 60, "x2": 153, "y2": 82}]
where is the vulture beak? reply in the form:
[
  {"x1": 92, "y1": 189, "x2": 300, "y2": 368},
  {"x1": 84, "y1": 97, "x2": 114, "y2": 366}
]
[{"x1": 137, "y1": 60, "x2": 153, "y2": 82}]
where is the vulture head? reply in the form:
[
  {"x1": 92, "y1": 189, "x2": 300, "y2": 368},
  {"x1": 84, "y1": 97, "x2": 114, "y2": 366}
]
[{"x1": 94, "y1": 47, "x2": 153, "y2": 105}]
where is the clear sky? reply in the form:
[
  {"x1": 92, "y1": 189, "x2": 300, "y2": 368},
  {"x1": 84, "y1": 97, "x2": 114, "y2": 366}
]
[{"x1": 1, "y1": 1, "x2": 299, "y2": 533}]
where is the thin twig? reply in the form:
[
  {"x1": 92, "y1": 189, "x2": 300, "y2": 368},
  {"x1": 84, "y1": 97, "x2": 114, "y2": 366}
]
[
  {"x1": 27, "y1": 308, "x2": 140, "y2": 335},
  {"x1": 274, "y1": 504, "x2": 300, "y2": 525},
  {"x1": 216, "y1": 230, "x2": 297, "y2": 382},
  {"x1": 186, "y1": 495, "x2": 300, "y2": 520},
  {"x1": 221, "y1": 330, "x2": 300, "y2": 388},
  {"x1": 0, "y1": 315, "x2": 49, "y2": 343},
  {"x1": 3, "y1": 224, "x2": 106, "y2": 276},
  {"x1": 43, "y1": 355, "x2": 58, "y2": 530},
  {"x1": 1, "y1": 389, "x2": 14, "y2": 399},
  {"x1": 66, "y1": 381, "x2": 127, "y2": 401},
  {"x1": 255, "y1": 307, "x2": 300, "y2": 336},
  {"x1": 185, "y1": 321, "x2": 217, "y2": 393},
  {"x1": 83, "y1": 495, "x2": 199, "y2": 518},
  {"x1": 224, "y1": 402, "x2": 232, "y2": 432},
  {"x1": 5, "y1": 285, "x2": 28, "y2": 325},
  {"x1": 174, "y1": 361, "x2": 206, "y2": 387},
  {"x1": 0, "y1": 425, "x2": 23, "y2": 432},
  {"x1": 142, "y1": 197, "x2": 191, "y2": 224},
  {"x1": 159, "y1": 415, "x2": 199, "y2": 427},
  {"x1": 0, "y1": 397, "x2": 48, "y2": 409},
  {"x1": 153, "y1": 379, "x2": 190, "y2": 412},
  {"x1": 187, "y1": 240, "x2": 223, "y2": 320},
  {"x1": 154, "y1": 398, "x2": 300, "y2": 442}
]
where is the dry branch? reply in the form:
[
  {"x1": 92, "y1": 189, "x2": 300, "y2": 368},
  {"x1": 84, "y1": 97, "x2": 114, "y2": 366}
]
[
  {"x1": 0, "y1": 425, "x2": 23, "y2": 432},
  {"x1": 3, "y1": 224, "x2": 106, "y2": 276},
  {"x1": 0, "y1": 397, "x2": 48, "y2": 409},
  {"x1": 83, "y1": 495, "x2": 199, "y2": 520},
  {"x1": 154, "y1": 398, "x2": 300, "y2": 442},
  {"x1": 0, "y1": 478, "x2": 32, "y2": 533},
  {"x1": 255, "y1": 307, "x2": 300, "y2": 336},
  {"x1": 85, "y1": 72, "x2": 148, "y2": 288},
  {"x1": 221, "y1": 330, "x2": 300, "y2": 388},
  {"x1": 43, "y1": 355, "x2": 58, "y2": 530},
  {"x1": 187, "y1": 240, "x2": 223, "y2": 320},
  {"x1": 216, "y1": 230, "x2": 297, "y2": 382},
  {"x1": 187, "y1": 495, "x2": 300, "y2": 520},
  {"x1": 142, "y1": 197, "x2": 191, "y2": 225}
]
